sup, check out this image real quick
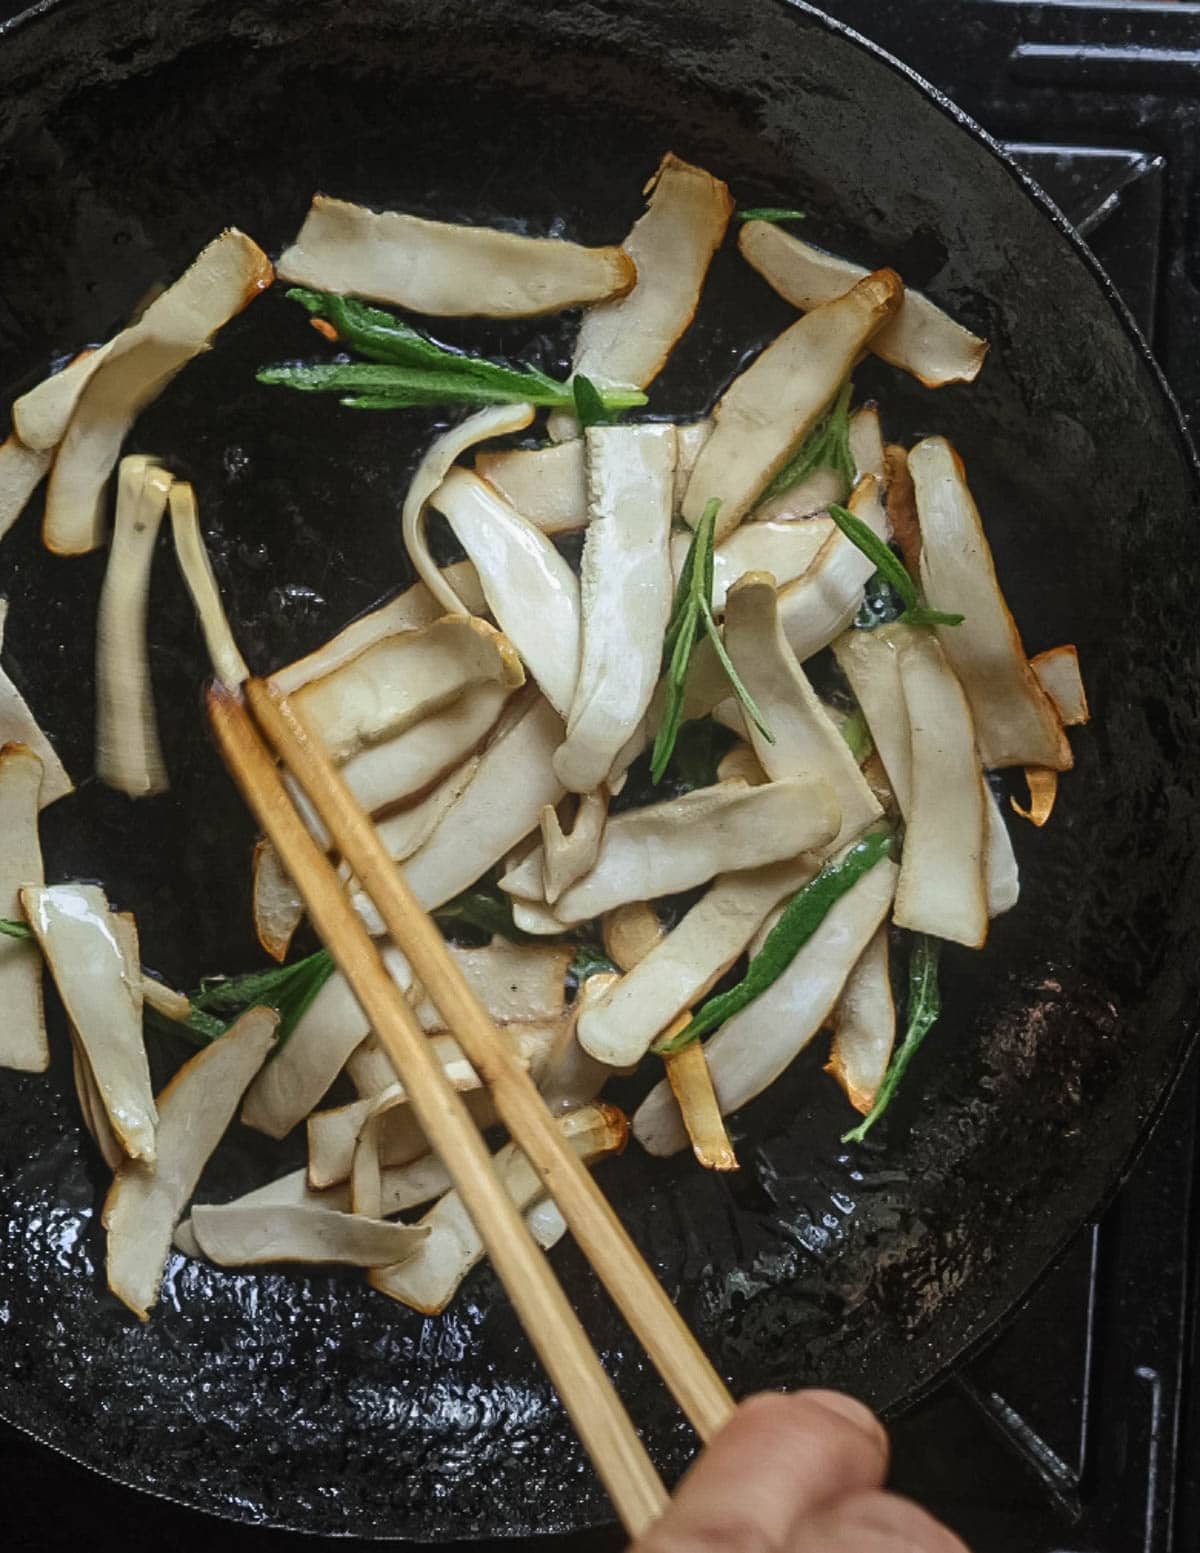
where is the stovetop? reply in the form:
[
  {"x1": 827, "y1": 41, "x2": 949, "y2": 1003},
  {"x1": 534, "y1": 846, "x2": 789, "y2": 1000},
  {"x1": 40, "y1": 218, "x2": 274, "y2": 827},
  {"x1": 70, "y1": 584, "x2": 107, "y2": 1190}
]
[{"x1": 3, "y1": 3, "x2": 1199, "y2": 1550}]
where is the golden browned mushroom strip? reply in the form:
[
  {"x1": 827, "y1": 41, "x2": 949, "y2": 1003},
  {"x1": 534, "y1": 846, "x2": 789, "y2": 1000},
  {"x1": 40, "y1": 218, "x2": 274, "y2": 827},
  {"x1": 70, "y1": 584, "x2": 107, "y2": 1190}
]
[
  {"x1": 368, "y1": 1104, "x2": 628, "y2": 1315},
  {"x1": 0, "y1": 601, "x2": 73, "y2": 807},
  {"x1": 71, "y1": 1035, "x2": 123, "y2": 1170},
  {"x1": 168, "y1": 482, "x2": 249, "y2": 691},
  {"x1": 0, "y1": 436, "x2": 53, "y2": 543},
  {"x1": 570, "y1": 153, "x2": 733, "y2": 390},
  {"x1": 577, "y1": 857, "x2": 818, "y2": 1069},
  {"x1": 670, "y1": 516, "x2": 835, "y2": 613},
  {"x1": 0, "y1": 744, "x2": 47, "y2": 1072},
  {"x1": 681, "y1": 269, "x2": 903, "y2": 541},
  {"x1": 276, "y1": 194, "x2": 636, "y2": 316},
  {"x1": 775, "y1": 472, "x2": 888, "y2": 664},
  {"x1": 103, "y1": 1006, "x2": 278, "y2": 1319},
  {"x1": 554, "y1": 424, "x2": 676, "y2": 793},
  {"x1": 191, "y1": 1203, "x2": 428, "y2": 1269},
  {"x1": 44, "y1": 230, "x2": 273, "y2": 555},
  {"x1": 538, "y1": 974, "x2": 620, "y2": 1117},
  {"x1": 909, "y1": 436, "x2": 1072, "y2": 770},
  {"x1": 24, "y1": 882, "x2": 157, "y2": 1160},
  {"x1": 407, "y1": 938, "x2": 573, "y2": 1031},
  {"x1": 634, "y1": 858, "x2": 898, "y2": 1156},
  {"x1": 892, "y1": 628, "x2": 988, "y2": 948},
  {"x1": 429, "y1": 469, "x2": 582, "y2": 717},
  {"x1": 738, "y1": 222, "x2": 988, "y2": 387},
  {"x1": 95, "y1": 458, "x2": 174, "y2": 797},
  {"x1": 305, "y1": 1089, "x2": 500, "y2": 1192},
  {"x1": 540, "y1": 792, "x2": 609, "y2": 906},
  {"x1": 251, "y1": 838, "x2": 306, "y2": 964},
  {"x1": 723, "y1": 573, "x2": 881, "y2": 849},
  {"x1": 825, "y1": 926, "x2": 895, "y2": 1115},
  {"x1": 1030, "y1": 645, "x2": 1089, "y2": 726},
  {"x1": 12, "y1": 344, "x2": 118, "y2": 452}
]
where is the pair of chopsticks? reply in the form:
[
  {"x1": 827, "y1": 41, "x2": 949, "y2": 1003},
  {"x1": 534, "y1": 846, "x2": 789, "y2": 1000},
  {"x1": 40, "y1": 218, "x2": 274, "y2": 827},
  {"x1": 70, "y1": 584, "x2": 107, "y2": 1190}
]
[{"x1": 208, "y1": 674, "x2": 735, "y2": 1537}]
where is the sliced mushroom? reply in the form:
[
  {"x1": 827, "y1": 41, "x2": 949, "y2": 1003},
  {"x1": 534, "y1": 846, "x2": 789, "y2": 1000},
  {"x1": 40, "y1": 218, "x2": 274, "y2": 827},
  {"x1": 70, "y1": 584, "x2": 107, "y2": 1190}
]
[
  {"x1": 892, "y1": 628, "x2": 988, "y2": 948},
  {"x1": 832, "y1": 624, "x2": 912, "y2": 813},
  {"x1": 12, "y1": 344, "x2": 118, "y2": 452},
  {"x1": 360, "y1": 754, "x2": 483, "y2": 869},
  {"x1": 634, "y1": 857, "x2": 898, "y2": 1155},
  {"x1": 724, "y1": 573, "x2": 881, "y2": 848},
  {"x1": 368, "y1": 1103, "x2": 628, "y2": 1315},
  {"x1": 738, "y1": 222, "x2": 988, "y2": 388},
  {"x1": 429, "y1": 469, "x2": 581, "y2": 717},
  {"x1": 848, "y1": 404, "x2": 887, "y2": 483},
  {"x1": 176, "y1": 1168, "x2": 352, "y2": 1256},
  {"x1": 168, "y1": 481, "x2": 249, "y2": 690},
  {"x1": 350, "y1": 1106, "x2": 385, "y2": 1218},
  {"x1": 402, "y1": 403, "x2": 538, "y2": 615},
  {"x1": 540, "y1": 791, "x2": 609, "y2": 905},
  {"x1": 554, "y1": 424, "x2": 676, "y2": 792},
  {"x1": 277, "y1": 194, "x2": 636, "y2": 316},
  {"x1": 240, "y1": 944, "x2": 415, "y2": 1139},
  {"x1": 681, "y1": 270, "x2": 903, "y2": 541},
  {"x1": 884, "y1": 443, "x2": 920, "y2": 577},
  {"x1": 0, "y1": 436, "x2": 53, "y2": 544},
  {"x1": 577, "y1": 855, "x2": 817, "y2": 1067},
  {"x1": 1030, "y1": 645, "x2": 1089, "y2": 727},
  {"x1": 409, "y1": 938, "x2": 573, "y2": 1031},
  {"x1": 475, "y1": 438, "x2": 590, "y2": 534},
  {"x1": 570, "y1": 153, "x2": 732, "y2": 390},
  {"x1": 825, "y1": 925, "x2": 894, "y2": 1115},
  {"x1": 538, "y1": 976, "x2": 619, "y2": 1116},
  {"x1": 1012, "y1": 767, "x2": 1059, "y2": 828},
  {"x1": 95, "y1": 458, "x2": 174, "y2": 797},
  {"x1": 71, "y1": 1035, "x2": 124, "y2": 1170},
  {"x1": 345, "y1": 1034, "x2": 399, "y2": 1099},
  {"x1": 716, "y1": 742, "x2": 769, "y2": 786},
  {"x1": 0, "y1": 600, "x2": 73, "y2": 807},
  {"x1": 23, "y1": 883, "x2": 156, "y2": 1160},
  {"x1": 190, "y1": 1201, "x2": 428, "y2": 1269},
  {"x1": 0, "y1": 745, "x2": 46, "y2": 1072},
  {"x1": 749, "y1": 403, "x2": 885, "y2": 525},
  {"x1": 44, "y1": 229, "x2": 273, "y2": 555},
  {"x1": 252, "y1": 838, "x2": 306, "y2": 964},
  {"x1": 103, "y1": 1006, "x2": 278, "y2": 1319},
  {"x1": 909, "y1": 437, "x2": 1072, "y2": 771},
  {"x1": 307, "y1": 1088, "x2": 498, "y2": 1191},
  {"x1": 509, "y1": 777, "x2": 839, "y2": 926},
  {"x1": 671, "y1": 515, "x2": 835, "y2": 615},
  {"x1": 985, "y1": 782, "x2": 1020, "y2": 915},
  {"x1": 776, "y1": 472, "x2": 889, "y2": 663}
]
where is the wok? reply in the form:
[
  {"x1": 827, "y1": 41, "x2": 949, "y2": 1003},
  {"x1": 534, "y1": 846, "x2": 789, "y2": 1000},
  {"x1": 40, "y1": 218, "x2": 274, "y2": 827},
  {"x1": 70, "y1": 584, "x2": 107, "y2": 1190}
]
[{"x1": 0, "y1": 0, "x2": 1197, "y2": 1540}]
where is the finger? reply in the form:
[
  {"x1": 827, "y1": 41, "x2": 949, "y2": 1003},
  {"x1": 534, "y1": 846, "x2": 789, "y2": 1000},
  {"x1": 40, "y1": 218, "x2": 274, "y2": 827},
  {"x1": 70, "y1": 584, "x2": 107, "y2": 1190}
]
[
  {"x1": 636, "y1": 1390, "x2": 889, "y2": 1552},
  {"x1": 789, "y1": 1488, "x2": 972, "y2": 1552}
]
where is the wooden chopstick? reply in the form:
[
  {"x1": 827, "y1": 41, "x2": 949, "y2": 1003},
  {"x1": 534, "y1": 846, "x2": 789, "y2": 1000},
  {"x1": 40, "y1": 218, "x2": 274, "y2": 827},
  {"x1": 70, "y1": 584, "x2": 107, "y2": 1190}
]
[
  {"x1": 207, "y1": 682, "x2": 669, "y2": 1537},
  {"x1": 245, "y1": 675, "x2": 737, "y2": 1444}
]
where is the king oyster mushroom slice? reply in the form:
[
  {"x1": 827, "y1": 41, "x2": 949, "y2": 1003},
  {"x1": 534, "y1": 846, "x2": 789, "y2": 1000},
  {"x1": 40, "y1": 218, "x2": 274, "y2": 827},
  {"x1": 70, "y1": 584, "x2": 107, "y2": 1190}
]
[
  {"x1": 13, "y1": 344, "x2": 118, "y2": 452},
  {"x1": 346, "y1": 1034, "x2": 400, "y2": 1098},
  {"x1": 168, "y1": 481, "x2": 249, "y2": 690},
  {"x1": 0, "y1": 436, "x2": 53, "y2": 544},
  {"x1": 538, "y1": 974, "x2": 621, "y2": 1117},
  {"x1": 402, "y1": 403, "x2": 538, "y2": 616},
  {"x1": 893, "y1": 627, "x2": 988, "y2": 948},
  {"x1": 750, "y1": 403, "x2": 887, "y2": 525},
  {"x1": 738, "y1": 222, "x2": 988, "y2": 388},
  {"x1": 505, "y1": 777, "x2": 839, "y2": 927},
  {"x1": 983, "y1": 779, "x2": 1020, "y2": 917},
  {"x1": 407, "y1": 938, "x2": 572, "y2": 1032},
  {"x1": 44, "y1": 229, "x2": 273, "y2": 555},
  {"x1": 0, "y1": 745, "x2": 47, "y2": 1072},
  {"x1": 23, "y1": 883, "x2": 157, "y2": 1159},
  {"x1": 553, "y1": 424, "x2": 677, "y2": 793},
  {"x1": 291, "y1": 613, "x2": 524, "y2": 766},
  {"x1": 540, "y1": 791, "x2": 609, "y2": 905},
  {"x1": 825, "y1": 925, "x2": 895, "y2": 1115},
  {"x1": 570, "y1": 153, "x2": 733, "y2": 391},
  {"x1": 307, "y1": 1088, "x2": 499, "y2": 1191},
  {"x1": 353, "y1": 692, "x2": 566, "y2": 929},
  {"x1": 369, "y1": 1103, "x2": 629, "y2": 1315},
  {"x1": 429, "y1": 469, "x2": 582, "y2": 717},
  {"x1": 0, "y1": 601, "x2": 73, "y2": 807},
  {"x1": 179, "y1": 1169, "x2": 350, "y2": 1259},
  {"x1": 908, "y1": 437, "x2": 1071, "y2": 771},
  {"x1": 724, "y1": 572, "x2": 881, "y2": 849},
  {"x1": 1030, "y1": 645, "x2": 1090, "y2": 727},
  {"x1": 677, "y1": 516, "x2": 835, "y2": 612},
  {"x1": 777, "y1": 472, "x2": 889, "y2": 663},
  {"x1": 103, "y1": 1006, "x2": 278, "y2": 1320},
  {"x1": 240, "y1": 945, "x2": 416, "y2": 1139},
  {"x1": 681, "y1": 269, "x2": 903, "y2": 542},
  {"x1": 716, "y1": 742, "x2": 768, "y2": 785},
  {"x1": 191, "y1": 1203, "x2": 428, "y2": 1270},
  {"x1": 251, "y1": 838, "x2": 307, "y2": 964},
  {"x1": 577, "y1": 856, "x2": 818, "y2": 1068},
  {"x1": 95, "y1": 458, "x2": 174, "y2": 797},
  {"x1": 270, "y1": 562, "x2": 486, "y2": 695},
  {"x1": 634, "y1": 857, "x2": 899, "y2": 1155},
  {"x1": 277, "y1": 194, "x2": 636, "y2": 317},
  {"x1": 72, "y1": 1036, "x2": 124, "y2": 1171}
]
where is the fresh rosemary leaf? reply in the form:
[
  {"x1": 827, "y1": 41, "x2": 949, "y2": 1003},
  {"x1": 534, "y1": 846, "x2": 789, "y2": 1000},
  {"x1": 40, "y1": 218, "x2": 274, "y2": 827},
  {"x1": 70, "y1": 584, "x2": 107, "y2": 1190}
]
[
  {"x1": 738, "y1": 207, "x2": 807, "y2": 223},
  {"x1": 762, "y1": 379, "x2": 855, "y2": 502},
  {"x1": 434, "y1": 886, "x2": 534, "y2": 944},
  {"x1": 650, "y1": 603, "x2": 699, "y2": 783},
  {"x1": 570, "y1": 943, "x2": 618, "y2": 983},
  {"x1": 828, "y1": 502, "x2": 964, "y2": 628},
  {"x1": 699, "y1": 605, "x2": 773, "y2": 743},
  {"x1": 572, "y1": 373, "x2": 614, "y2": 429},
  {"x1": 840, "y1": 706, "x2": 874, "y2": 763},
  {"x1": 842, "y1": 933, "x2": 942, "y2": 1143},
  {"x1": 0, "y1": 917, "x2": 31, "y2": 940},
  {"x1": 193, "y1": 946, "x2": 337, "y2": 1052},
  {"x1": 257, "y1": 362, "x2": 570, "y2": 408}
]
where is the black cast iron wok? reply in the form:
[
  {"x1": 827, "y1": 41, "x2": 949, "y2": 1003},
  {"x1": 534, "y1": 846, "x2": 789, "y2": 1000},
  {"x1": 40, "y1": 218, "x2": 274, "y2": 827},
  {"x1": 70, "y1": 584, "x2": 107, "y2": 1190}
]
[{"x1": 0, "y1": 0, "x2": 1197, "y2": 1539}]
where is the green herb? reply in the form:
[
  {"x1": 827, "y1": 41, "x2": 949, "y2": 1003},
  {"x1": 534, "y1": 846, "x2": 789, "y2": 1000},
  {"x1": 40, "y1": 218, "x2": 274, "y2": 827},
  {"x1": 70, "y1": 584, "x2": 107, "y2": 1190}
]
[
  {"x1": 572, "y1": 373, "x2": 616, "y2": 430},
  {"x1": 840, "y1": 706, "x2": 874, "y2": 764},
  {"x1": 193, "y1": 947, "x2": 337, "y2": 1051},
  {"x1": 842, "y1": 934, "x2": 942, "y2": 1143},
  {"x1": 143, "y1": 1002, "x2": 227, "y2": 1048},
  {"x1": 828, "y1": 503, "x2": 964, "y2": 628},
  {"x1": 650, "y1": 498, "x2": 774, "y2": 782},
  {"x1": 656, "y1": 831, "x2": 895, "y2": 1053},
  {"x1": 260, "y1": 289, "x2": 647, "y2": 416},
  {"x1": 571, "y1": 943, "x2": 618, "y2": 983},
  {"x1": 762, "y1": 379, "x2": 856, "y2": 502},
  {"x1": 0, "y1": 917, "x2": 31, "y2": 940},
  {"x1": 434, "y1": 886, "x2": 533, "y2": 943},
  {"x1": 738, "y1": 207, "x2": 807, "y2": 223}
]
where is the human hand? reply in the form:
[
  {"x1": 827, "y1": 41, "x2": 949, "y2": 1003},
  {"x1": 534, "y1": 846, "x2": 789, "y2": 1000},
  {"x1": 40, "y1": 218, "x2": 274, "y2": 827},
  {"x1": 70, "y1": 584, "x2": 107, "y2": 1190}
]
[{"x1": 630, "y1": 1391, "x2": 968, "y2": 1551}]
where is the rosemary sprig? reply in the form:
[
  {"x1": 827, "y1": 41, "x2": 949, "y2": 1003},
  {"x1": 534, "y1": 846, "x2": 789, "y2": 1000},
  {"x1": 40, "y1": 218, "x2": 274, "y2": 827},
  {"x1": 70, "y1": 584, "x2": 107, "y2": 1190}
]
[
  {"x1": 762, "y1": 379, "x2": 855, "y2": 502},
  {"x1": 650, "y1": 498, "x2": 774, "y2": 782},
  {"x1": 260, "y1": 289, "x2": 647, "y2": 416},
  {"x1": 842, "y1": 934, "x2": 942, "y2": 1143},
  {"x1": 828, "y1": 502, "x2": 965, "y2": 628},
  {"x1": 738, "y1": 207, "x2": 807, "y2": 223}
]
